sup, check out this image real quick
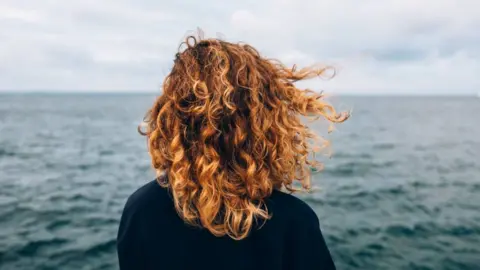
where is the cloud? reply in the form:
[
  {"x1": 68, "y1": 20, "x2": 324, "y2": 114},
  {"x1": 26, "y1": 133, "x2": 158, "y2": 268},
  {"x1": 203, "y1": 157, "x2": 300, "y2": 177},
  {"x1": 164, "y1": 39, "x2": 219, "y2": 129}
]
[{"x1": 0, "y1": 0, "x2": 478, "y2": 94}]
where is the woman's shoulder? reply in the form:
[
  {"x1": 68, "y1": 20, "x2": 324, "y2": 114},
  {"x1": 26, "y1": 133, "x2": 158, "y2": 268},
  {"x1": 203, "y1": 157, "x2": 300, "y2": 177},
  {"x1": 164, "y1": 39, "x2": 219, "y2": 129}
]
[
  {"x1": 269, "y1": 189, "x2": 320, "y2": 226},
  {"x1": 122, "y1": 177, "x2": 171, "y2": 215}
]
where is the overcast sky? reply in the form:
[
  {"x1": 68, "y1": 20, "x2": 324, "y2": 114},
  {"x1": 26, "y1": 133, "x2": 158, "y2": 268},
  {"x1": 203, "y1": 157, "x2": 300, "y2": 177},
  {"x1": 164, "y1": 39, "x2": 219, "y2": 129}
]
[{"x1": 0, "y1": 0, "x2": 478, "y2": 94}]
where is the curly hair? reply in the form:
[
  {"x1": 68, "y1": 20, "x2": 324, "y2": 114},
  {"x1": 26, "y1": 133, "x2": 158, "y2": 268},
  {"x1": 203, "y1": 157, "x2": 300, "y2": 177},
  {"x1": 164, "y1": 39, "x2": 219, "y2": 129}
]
[{"x1": 140, "y1": 34, "x2": 349, "y2": 240}]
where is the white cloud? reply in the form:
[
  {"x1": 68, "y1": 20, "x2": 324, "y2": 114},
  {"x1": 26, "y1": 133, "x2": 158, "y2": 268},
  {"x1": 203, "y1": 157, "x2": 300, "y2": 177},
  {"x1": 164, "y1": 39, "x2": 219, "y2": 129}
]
[
  {"x1": 0, "y1": 8, "x2": 42, "y2": 23},
  {"x1": 0, "y1": 0, "x2": 478, "y2": 94}
]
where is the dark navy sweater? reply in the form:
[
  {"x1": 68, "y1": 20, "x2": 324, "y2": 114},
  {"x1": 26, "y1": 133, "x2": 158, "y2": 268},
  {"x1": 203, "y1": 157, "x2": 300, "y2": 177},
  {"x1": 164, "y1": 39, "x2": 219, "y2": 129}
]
[{"x1": 117, "y1": 179, "x2": 336, "y2": 270}]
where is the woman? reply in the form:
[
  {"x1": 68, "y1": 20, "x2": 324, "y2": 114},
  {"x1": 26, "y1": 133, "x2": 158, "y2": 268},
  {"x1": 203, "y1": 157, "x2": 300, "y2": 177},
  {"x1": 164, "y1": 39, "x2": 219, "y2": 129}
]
[{"x1": 117, "y1": 34, "x2": 348, "y2": 270}]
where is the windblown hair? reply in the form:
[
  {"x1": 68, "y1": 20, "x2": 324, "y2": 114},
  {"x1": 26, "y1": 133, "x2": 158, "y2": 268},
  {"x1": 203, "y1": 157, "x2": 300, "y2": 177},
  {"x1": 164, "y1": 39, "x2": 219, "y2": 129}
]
[{"x1": 140, "y1": 34, "x2": 349, "y2": 240}]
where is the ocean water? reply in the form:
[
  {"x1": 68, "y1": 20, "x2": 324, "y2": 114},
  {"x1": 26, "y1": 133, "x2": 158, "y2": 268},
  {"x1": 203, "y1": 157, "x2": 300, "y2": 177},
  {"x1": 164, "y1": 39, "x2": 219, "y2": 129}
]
[{"x1": 0, "y1": 94, "x2": 479, "y2": 270}]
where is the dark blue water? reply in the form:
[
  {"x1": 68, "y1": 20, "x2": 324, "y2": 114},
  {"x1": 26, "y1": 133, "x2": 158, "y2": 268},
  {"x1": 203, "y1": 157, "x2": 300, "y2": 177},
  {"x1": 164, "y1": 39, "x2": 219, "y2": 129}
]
[{"x1": 0, "y1": 94, "x2": 479, "y2": 270}]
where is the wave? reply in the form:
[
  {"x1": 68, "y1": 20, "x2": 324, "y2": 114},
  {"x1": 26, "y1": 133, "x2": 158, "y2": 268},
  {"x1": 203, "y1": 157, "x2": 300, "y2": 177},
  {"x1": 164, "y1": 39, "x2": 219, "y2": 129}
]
[
  {"x1": 372, "y1": 143, "x2": 395, "y2": 150},
  {"x1": 325, "y1": 160, "x2": 397, "y2": 177},
  {"x1": 384, "y1": 223, "x2": 480, "y2": 238},
  {"x1": 16, "y1": 238, "x2": 69, "y2": 257}
]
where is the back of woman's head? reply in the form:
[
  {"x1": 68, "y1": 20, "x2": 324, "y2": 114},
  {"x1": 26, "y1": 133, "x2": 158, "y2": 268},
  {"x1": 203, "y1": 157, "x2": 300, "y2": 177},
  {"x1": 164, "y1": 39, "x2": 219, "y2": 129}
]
[{"x1": 141, "y1": 34, "x2": 349, "y2": 240}]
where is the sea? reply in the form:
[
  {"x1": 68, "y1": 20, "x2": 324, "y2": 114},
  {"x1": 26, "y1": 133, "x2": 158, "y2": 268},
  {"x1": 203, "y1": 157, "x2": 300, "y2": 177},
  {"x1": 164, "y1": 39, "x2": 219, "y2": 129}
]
[{"x1": 0, "y1": 93, "x2": 479, "y2": 270}]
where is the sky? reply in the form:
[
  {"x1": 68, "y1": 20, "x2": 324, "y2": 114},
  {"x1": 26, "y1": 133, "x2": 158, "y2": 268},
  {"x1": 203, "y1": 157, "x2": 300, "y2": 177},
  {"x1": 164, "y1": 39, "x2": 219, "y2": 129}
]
[{"x1": 0, "y1": 0, "x2": 479, "y2": 94}]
